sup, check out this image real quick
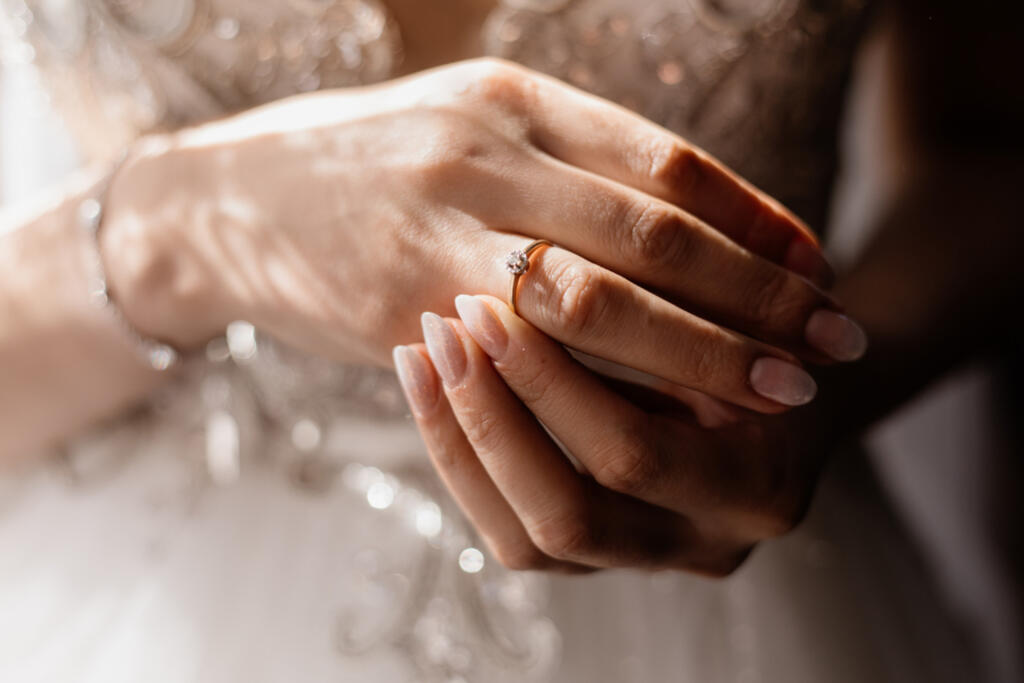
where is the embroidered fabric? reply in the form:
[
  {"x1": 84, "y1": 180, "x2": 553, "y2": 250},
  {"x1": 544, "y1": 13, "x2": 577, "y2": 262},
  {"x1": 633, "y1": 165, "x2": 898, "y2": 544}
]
[{"x1": 0, "y1": 2, "x2": 984, "y2": 681}]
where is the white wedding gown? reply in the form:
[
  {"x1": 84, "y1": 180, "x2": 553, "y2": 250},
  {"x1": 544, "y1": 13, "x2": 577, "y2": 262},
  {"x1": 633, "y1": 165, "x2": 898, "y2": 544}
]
[{"x1": 0, "y1": 1, "x2": 1015, "y2": 681}]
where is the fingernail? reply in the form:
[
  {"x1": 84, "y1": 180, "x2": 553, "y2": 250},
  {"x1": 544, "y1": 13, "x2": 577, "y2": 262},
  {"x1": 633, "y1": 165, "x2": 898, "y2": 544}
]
[
  {"x1": 454, "y1": 295, "x2": 508, "y2": 359},
  {"x1": 392, "y1": 345, "x2": 438, "y2": 416},
  {"x1": 750, "y1": 357, "x2": 817, "y2": 406},
  {"x1": 785, "y1": 240, "x2": 836, "y2": 289},
  {"x1": 421, "y1": 312, "x2": 466, "y2": 386},
  {"x1": 805, "y1": 310, "x2": 868, "y2": 362}
]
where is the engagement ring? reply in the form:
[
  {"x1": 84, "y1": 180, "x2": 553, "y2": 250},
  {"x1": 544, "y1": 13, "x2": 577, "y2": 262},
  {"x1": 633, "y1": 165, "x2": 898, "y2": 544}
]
[{"x1": 505, "y1": 239, "x2": 552, "y2": 315}]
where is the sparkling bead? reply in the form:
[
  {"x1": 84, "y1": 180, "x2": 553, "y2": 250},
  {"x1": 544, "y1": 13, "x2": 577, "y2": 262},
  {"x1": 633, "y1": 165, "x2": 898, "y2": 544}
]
[
  {"x1": 226, "y1": 321, "x2": 258, "y2": 361},
  {"x1": 147, "y1": 344, "x2": 178, "y2": 371},
  {"x1": 458, "y1": 547, "x2": 485, "y2": 574},
  {"x1": 78, "y1": 198, "x2": 102, "y2": 232},
  {"x1": 206, "y1": 409, "x2": 241, "y2": 485},
  {"x1": 414, "y1": 501, "x2": 443, "y2": 538},
  {"x1": 366, "y1": 481, "x2": 395, "y2": 509},
  {"x1": 214, "y1": 17, "x2": 241, "y2": 40}
]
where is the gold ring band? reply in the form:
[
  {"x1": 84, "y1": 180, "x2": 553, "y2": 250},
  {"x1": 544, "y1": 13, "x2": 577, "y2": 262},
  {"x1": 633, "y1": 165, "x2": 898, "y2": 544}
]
[{"x1": 505, "y1": 239, "x2": 552, "y2": 315}]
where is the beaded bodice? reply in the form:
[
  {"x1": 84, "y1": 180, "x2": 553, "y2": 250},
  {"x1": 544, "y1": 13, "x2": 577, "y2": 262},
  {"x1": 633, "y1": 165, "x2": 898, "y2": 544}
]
[{"x1": 4, "y1": 0, "x2": 870, "y2": 224}]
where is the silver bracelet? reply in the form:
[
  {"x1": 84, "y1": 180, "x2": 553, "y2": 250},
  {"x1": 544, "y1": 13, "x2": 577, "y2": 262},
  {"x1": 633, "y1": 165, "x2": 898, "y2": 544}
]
[{"x1": 78, "y1": 154, "x2": 180, "y2": 372}]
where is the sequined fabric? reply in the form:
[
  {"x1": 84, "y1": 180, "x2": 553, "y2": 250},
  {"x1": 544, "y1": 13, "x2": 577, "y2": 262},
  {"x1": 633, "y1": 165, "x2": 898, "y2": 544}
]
[{"x1": 2, "y1": 0, "x2": 402, "y2": 155}]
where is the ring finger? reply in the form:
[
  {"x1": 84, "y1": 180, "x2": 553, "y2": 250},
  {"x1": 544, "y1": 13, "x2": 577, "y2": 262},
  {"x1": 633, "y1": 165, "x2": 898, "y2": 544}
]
[{"x1": 469, "y1": 232, "x2": 818, "y2": 413}]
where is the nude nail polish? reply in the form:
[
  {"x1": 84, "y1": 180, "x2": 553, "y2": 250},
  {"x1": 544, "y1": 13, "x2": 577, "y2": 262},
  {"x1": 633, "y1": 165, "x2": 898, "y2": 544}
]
[
  {"x1": 750, "y1": 357, "x2": 817, "y2": 406},
  {"x1": 454, "y1": 295, "x2": 508, "y2": 359},
  {"x1": 805, "y1": 309, "x2": 868, "y2": 362},
  {"x1": 421, "y1": 312, "x2": 467, "y2": 386},
  {"x1": 392, "y1": 345, "x2": 438, "y2": 416}
]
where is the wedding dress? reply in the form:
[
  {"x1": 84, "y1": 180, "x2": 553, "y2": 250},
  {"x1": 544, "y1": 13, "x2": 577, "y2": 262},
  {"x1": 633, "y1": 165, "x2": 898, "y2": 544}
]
[{"x1": 0, "y1": 1, "x2": 992, "y2": 681}]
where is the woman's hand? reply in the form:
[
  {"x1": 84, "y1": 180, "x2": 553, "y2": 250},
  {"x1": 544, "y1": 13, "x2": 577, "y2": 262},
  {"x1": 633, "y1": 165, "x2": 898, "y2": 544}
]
[
  {"x1": 104, "y1": 58, "x2": 864, "y2": 411},
  {"x1": 394, "y1": 295, "x2": 825, "y2": 574}
]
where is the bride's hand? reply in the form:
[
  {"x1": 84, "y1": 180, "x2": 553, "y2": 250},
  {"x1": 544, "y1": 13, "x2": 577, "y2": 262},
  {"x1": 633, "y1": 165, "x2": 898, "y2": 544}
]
[
  {"x1": 105, "y1": 58, "x2": 863, "y2": 411},
  {"x1": 395, "y1": 296, "x2": 824, "y2": 574}
]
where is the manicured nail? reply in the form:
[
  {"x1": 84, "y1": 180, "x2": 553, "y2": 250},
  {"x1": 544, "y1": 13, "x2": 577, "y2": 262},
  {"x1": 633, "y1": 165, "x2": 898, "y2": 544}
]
[
  {"x1": 785, "y1": 240, "x2": 835, "y2": 289},
  {"x1": 421, "y1": 312, "x2": 466, "y2": 386},
  {"x1": 454, "y1": 295, "x2": 508, "y2": 359},
  {"x1": 750, "y1": 357, "x2": 817, "y2": 406},
  {"x1": 392, "y1": 345, "x2": 438, "y2": 416},
  {"x1": 805, "y1": 310, "x2": 868, "y2": 362}
]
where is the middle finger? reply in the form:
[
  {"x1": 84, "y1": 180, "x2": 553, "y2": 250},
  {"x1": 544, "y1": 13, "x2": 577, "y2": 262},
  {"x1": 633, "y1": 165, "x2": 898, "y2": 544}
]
[{"x1": 515, "y1": 156, "x2": 864, "y2": 360}]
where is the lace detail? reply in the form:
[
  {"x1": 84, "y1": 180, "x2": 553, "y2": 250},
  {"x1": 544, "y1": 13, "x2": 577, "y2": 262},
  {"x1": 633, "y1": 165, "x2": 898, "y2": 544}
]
[{"x1": 1, "y1": 0, "x2": 402, "y2": 157}]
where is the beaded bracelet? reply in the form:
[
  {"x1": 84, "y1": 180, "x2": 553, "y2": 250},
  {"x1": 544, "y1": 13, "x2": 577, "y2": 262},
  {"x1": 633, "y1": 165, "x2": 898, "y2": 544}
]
[{"x1": 77, "y1": 154, "x2": 180, "y2": 371}]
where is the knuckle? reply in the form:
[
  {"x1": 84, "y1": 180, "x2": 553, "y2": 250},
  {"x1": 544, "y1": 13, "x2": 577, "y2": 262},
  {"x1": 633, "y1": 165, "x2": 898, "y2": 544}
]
[
  {"x1": 507, "y1": 355, "x2": 556, "y2": 406},
  {"x1": 744, "y1": 269, "x2": 819, "y2": 334},
  {"x1": 549, "y1": 261, "x2": 613, "y2": 341},
  {"x1": 492, "y1": 541, "x2": 550, "y2": 571},
  {"x1": 426, "y1": 436, "x2": 465, "y2": 473},
  {"x1": 645, "y1": 138, "x2": 704, "y2": 197},
  {"x1": 683, "y1": 334, "x2": 730, "y2": 389},
  {"x1": 529, "y1": 509, "x2": 594, "y2": 561},
  {"x1": 459, "y1": 405, "x2": 508, "y2": 453},
  {"x1": 464, "y1": 56, "x2": 521, "y2": 80},
  {"x1": 744, "y1": 268, "x2": 791, "y2": 327},
  {"x1": 459, "y1": 58, "x2": 534, "y2": 113},
  {"x1": 625, "y1": 201, "x2": 692, "y2": 268},
  {"x1": 591, "y1": 424, "x2": 660, "y2": 496}
]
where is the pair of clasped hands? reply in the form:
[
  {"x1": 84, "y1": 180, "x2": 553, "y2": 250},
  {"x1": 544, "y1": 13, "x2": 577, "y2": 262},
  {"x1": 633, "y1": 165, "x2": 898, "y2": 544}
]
[
  {"x1": 126, "y1": 60, "x2": 867, "y2": 576},
  {"x1": 379, "y1": 62, "x2": 867, "y2": 576}
]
